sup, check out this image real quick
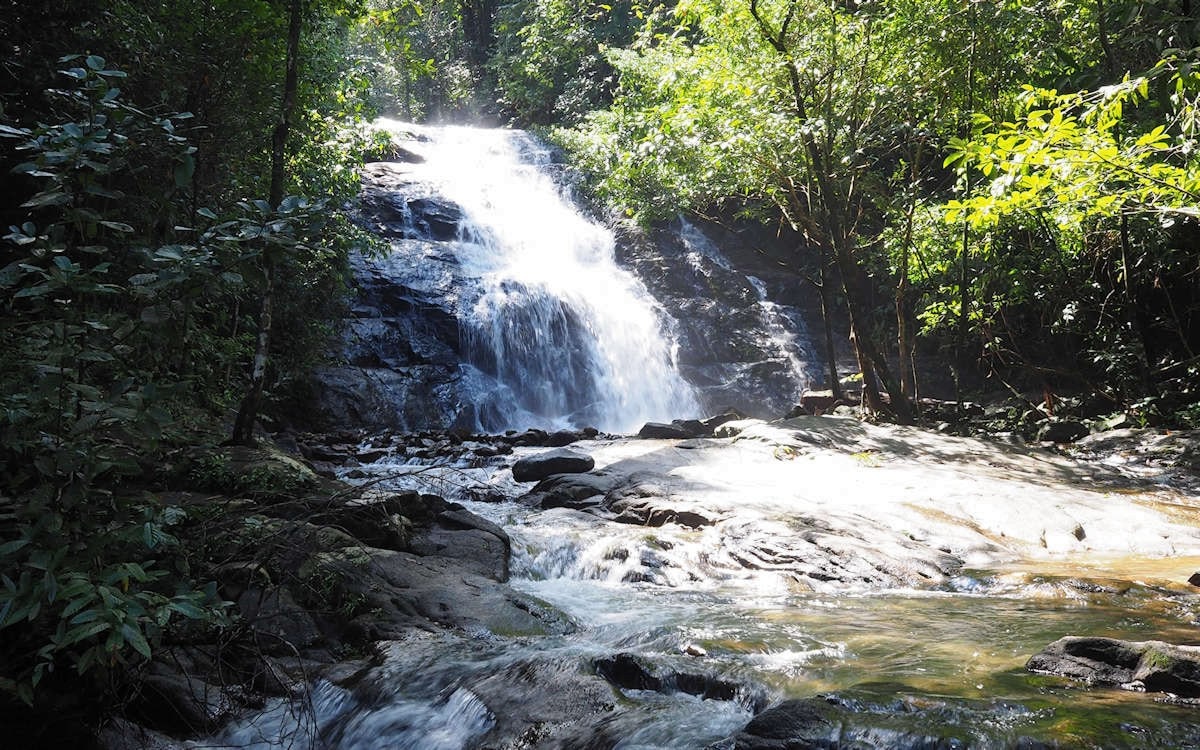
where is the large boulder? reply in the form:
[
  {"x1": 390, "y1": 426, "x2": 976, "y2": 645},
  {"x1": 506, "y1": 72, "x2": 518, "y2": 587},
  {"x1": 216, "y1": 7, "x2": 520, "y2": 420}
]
[
  {"x1": 511, "y1": 448, "x2": 595, "y2": 482},
  {"x1": 466, "y1": 658, "x2": 620, "y2": 749},
  {"x1": 1027, "y1": 636, "x2": 1200, "y2": 697},
  {"x1": 593, "y1": 653, "x2": 765, "y2": 708},
  {"x1": 638, "y1": 420, "x2": 708, "y2": 439},
  {"x1": 1037, "y1": 419, "x2": 1089, "y2": 443},
  {"x1": 299, "y1": 546, "x2": 573, "y2": 640},
  {"x1": 519, "y1": 471, "x2": 621, "y2": 510}
]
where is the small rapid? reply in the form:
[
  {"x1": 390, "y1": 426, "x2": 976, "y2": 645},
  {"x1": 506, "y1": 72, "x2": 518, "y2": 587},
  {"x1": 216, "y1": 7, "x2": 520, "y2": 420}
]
[{"x1": 204, "y1": 430, "x2": 1200, "y2": 749}]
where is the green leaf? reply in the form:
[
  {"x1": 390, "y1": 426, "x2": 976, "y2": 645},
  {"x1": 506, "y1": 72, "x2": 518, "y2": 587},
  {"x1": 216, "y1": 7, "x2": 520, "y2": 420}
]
[
  {"x1": 85, "y1": 55, "x2": 105, "y2": 71},
  {"x1": 77, "y1": 349, "x2": 116, "y2": 362},
  {"x1": 0, "y1": 540, "x2": 30, "y2": 557},
  {"x1": 99, "y1": 221, "x2": 135, "y2": 233},
  {"x1": 21, "y1": 190, "x2": 70, "y2": 209},
  {"x1": 167, "y1": 599, "x2": 206, "y2": 619},
  {"x1": 174, "y1": 155, "x2": 195, "y2": 188},
  {"x1": 63, "y1": 620, "x2": 110, "y2": 646},
  {"x1": 76, "y1": 646, "x2": 98, "y2": 673},
  {"x1": 13, "y1": 284, "x2": 53, "y2": 299},
  {"x1": 60, "y1": 594, "x2": 94, "y2": 620},
  {"x1": 69, "y1": 608, "x2": 100, "y2": 625},
  {"x1": 120, "y1": 623, "x2": 152, "y2": 659}
]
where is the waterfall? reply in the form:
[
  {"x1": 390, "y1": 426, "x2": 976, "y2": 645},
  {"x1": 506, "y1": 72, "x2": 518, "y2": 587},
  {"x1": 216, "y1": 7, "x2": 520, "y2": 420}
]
[{"x1": 373, "y1": 120, "x2": 698, "y2": 434}]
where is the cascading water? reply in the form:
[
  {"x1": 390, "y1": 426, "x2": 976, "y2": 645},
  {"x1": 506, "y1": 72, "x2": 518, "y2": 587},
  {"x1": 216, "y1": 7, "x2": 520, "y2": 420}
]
[
  {"x1": 374, "y1": 120, "x2": 698, "y2": 433},
  {"x1": 676, "y1": 219, "x2": 812, "y2": 401}
]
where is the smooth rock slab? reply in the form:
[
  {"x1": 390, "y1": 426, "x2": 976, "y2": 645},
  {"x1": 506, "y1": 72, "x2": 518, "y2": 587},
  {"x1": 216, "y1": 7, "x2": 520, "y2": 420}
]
[
  {"x1": 511, "y1": 448, "x2": 595, "y2": 482},
  {"x1": 1027, "y1": 636, "x2": 1200, "y2": 697},
  {"x1": 723, "y1": 696, "x2": 978, "y2": 749}
]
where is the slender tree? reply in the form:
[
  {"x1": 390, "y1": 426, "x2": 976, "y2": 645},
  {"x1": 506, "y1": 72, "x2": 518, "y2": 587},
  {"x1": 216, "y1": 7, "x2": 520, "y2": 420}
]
[{"x1": 231, "y1": 0, "x2": 305, "y2": 445}]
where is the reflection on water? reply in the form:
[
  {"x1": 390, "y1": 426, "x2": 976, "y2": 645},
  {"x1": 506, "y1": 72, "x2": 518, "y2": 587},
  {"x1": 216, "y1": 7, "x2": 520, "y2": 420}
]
[{"x1": 511, "y1": 546, "x2": 1200, "y2": 748}]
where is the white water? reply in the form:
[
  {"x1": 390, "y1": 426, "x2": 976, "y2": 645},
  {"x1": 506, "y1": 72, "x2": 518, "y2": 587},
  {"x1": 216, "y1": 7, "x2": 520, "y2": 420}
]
[
  {"x1": 677, "y1": 220, "x2": 810, "y2": 399},
  {"x1": 203, "y1": 430, "x2": 1200, "y2": 749},
  {"x1": 376, "y1": 120, "x2": 698, "y2": 433}
]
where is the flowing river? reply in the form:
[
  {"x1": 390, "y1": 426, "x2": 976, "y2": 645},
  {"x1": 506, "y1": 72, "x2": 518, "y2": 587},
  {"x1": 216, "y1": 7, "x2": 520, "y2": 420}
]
[{"x1": 208, "y1": 429, "x2": 1200, "y2": 749}]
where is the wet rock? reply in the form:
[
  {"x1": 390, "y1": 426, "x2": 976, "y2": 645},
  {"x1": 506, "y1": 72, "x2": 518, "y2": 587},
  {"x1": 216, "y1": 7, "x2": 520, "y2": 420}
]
[
  {"x1": 602, "y1": 472, "x2": 721, "y2": 529},
  {"x1": 509, "y1": 428, "x2": 550, "y2": 447},
  {"x1": 405, "y1": 197, "x2": 464, "y2": 240},
  {"x1": 407, "y1": 507, "x2": 511, "y2": 581},
  {"x1": 726, "y1": 696, "x2": 973, "y2": 749},
  {"x1": 1189, "y1": 572, "x2": 1200, "y2": 588},
  {"x1": 133, "y1": 667, "x2": 235, "y2": 736},
  {"x1": 236, "y1": 587, "x2": 324, "y2": 654},
  {"x1": 355, "y1": 446, "x2": 390, "y2": 463},
  {"x1": 511, "y1": 448, "x2": 595, "y2": 482},
  {"x1": 594, "y1": 653, "x2": 757, "y2": 706},
  {"x1": 546, "y1": 429, "x2": 584, "y2": 447},
  {"x1": 732, "y1": 697, "x2": 843, "y2": 748},
  {"x1": 1027, "y1": 636, "x2": 1200, "y2": 696},
  {"x1": 301, "y1": 442, "x2": 356, "y2": 463},
  {"x1": 520, "y1": 470, "x2": 622, "y2": 509},
  {"x1": 638, "y1": 421, "x2": 699, "y2": 439},
  {"x1": 467, "y1": 657, "x2": 620, "y2": 749},
  {"x1": 302, "y1": 547, "x2": 573, "y2": 639},
  {"x1": 701, "y1": 412, "x2": 745, "y2": 432},
  {"x1": 1037, "y1": 419, "x2": 1089, "y2": 443}
]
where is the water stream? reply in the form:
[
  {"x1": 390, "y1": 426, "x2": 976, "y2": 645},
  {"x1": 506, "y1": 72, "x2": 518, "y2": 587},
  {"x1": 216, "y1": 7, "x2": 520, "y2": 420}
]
[{"x1": 207, "y1": 444, "x2": 1200, "y2": 749}]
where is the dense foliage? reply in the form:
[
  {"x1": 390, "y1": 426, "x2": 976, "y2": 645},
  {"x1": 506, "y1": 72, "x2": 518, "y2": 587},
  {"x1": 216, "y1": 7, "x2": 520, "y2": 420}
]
[
  {"x1": 552, "y1": 0, "x2": 1200, "y2": 423},
  {"x1": 0, "y1": 0, "x2": 386, "y2": 722}
]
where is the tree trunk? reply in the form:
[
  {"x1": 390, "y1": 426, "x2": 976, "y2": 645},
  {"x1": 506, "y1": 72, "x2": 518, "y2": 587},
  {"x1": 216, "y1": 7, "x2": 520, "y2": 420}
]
[
  {"x1": 749, "y1": 0, "x2": 912, "y2": 423},
  {"x1": 459, "y1": 0, "x2": 497, "y2": 66},
  {"x1": 832, "y1": 235, "x2": 911, "y2": 422},
  {"x1": 231, "y1": 0, "x2": 302, "y2": 445},
  {"x1": 815, "y1": 245, "x2": 843, "y2": 400}
]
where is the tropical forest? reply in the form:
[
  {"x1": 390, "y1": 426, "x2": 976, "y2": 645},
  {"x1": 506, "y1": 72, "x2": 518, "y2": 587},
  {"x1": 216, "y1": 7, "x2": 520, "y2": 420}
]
[{"x1": 2, "y1": 1, "x2": 1200, "y2": 748}]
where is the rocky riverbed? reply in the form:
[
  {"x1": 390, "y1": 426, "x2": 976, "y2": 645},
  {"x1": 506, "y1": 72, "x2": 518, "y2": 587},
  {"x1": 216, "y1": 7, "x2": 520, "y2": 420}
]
[{"x1": 94, "y1": 416, "x2": 1200, "y2": 749}]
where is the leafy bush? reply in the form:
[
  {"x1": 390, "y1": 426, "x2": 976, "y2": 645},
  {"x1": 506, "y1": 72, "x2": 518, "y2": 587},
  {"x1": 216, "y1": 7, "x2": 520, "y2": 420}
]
[{"x1": 0, "y1": 58, "x2": 234, "y2": 705}]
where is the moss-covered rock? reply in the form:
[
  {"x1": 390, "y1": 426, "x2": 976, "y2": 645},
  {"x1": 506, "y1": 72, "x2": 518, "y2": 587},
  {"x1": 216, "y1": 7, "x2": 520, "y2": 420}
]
[
  {"x1": 179, "y1": 445, "x2": 318, "y2": 500},
  {"x1": 1027, "y1": 636, "x2": 1200, "y2": 698}
]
